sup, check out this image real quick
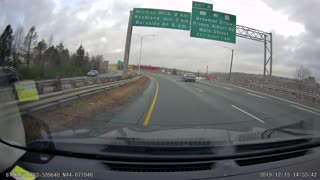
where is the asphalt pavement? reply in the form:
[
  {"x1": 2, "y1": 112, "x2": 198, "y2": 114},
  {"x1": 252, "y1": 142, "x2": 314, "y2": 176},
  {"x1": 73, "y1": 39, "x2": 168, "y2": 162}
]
[
  {"x1": 62, "y1": 70, "x2": 123, "y2": 81},
  {"x1": 65, "y1": 71, "x2": 320, "y2": 137},
  {"x1": 131, "y1": 72, "x2": 319, "y2": 130}
]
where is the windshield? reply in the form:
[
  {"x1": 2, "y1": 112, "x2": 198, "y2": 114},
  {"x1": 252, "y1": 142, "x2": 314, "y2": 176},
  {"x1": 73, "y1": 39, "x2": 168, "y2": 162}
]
[{"x1": 1, "y1": 0, "x2": 320, "y2": 158}]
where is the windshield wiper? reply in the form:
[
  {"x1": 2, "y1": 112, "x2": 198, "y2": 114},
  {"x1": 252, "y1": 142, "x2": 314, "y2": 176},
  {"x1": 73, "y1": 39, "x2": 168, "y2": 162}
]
[{"x1": 261, "y1": 119, "x2": 316, "y2": 139}]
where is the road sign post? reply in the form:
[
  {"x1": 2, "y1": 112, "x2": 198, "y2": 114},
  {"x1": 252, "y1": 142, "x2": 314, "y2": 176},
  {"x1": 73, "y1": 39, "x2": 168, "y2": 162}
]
[
  {"x1": 123, "y1": 11, "x2": 133, "y2": 78},
  {"x1": 190, "y1": 8, "x2": 236, "y2": 43}
]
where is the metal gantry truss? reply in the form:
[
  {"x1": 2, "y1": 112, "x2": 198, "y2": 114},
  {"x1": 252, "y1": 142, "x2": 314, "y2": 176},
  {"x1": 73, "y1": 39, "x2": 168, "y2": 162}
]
[{"x1": 236, "y1": 25, "x2": 273, "y2": 80}]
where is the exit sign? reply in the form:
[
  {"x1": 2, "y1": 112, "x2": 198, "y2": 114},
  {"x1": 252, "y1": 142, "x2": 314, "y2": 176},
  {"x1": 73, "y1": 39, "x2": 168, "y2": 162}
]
[{"x1": 192, "y1": 1, "x2": 213, "y2": 10}]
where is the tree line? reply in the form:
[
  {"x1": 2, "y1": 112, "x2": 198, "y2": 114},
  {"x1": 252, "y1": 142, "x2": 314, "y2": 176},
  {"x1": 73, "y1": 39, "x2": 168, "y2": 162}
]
[{"x1": 0, "y1": 24, "x2": 103, "y2": 80}]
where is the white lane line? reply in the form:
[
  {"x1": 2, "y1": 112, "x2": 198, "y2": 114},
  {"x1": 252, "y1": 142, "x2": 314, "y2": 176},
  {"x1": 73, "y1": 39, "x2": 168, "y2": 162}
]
[
  {"x1": 290, "y1": 105, "x2": 320, "y2": 116},
  {"x1": 224, "y1": 82, "x2": 320, "y2": 113},
  {"x1": 247, "y1": 93, "x2": 266, "y2": 99},
  {"x1": 224, "y1": 87, "x2": 232, "y2": 90},
  {"x1": 194, "y1": 87, "x2": 203, "y2": 92},
  {"x1": 232, "y1": 105, "x2": 265, "y2": 124}
]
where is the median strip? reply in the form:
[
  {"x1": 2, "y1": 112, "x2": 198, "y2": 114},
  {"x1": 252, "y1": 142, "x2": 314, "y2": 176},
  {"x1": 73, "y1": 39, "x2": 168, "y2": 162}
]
[
  {"x1": 143, "y1": 77, "x2": 159, "y2": 127},
  {"x1": 232, "y1": 105, "x2": 265, "y2": 124}
]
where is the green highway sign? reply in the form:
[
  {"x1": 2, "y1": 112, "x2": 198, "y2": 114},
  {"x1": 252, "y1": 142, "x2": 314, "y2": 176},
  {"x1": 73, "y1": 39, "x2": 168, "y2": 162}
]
[
  {"x1": 190, "y1": 8, "x2": 236, "y2": 43},
  {"x1": 192, "y1": 1, "x2": 213, "y2": 10},
  {"x1": 132, "y1": 8, "x2": 191, "y2": 30}
]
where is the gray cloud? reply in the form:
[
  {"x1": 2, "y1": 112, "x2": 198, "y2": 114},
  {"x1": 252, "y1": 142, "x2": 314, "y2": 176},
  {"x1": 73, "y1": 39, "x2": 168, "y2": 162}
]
[
  {"x1": 262, "y1": 0, "x2": 320, "y2": 78},
  {"x1": 262, "y1": 0, "x2": 320, "y2": 36},
  {"x1": 1, "y1": 0, "x2": 319, "y2": 80},
  {"x1": 1, "y1": 0, "x2": 55, "y2": 30}
]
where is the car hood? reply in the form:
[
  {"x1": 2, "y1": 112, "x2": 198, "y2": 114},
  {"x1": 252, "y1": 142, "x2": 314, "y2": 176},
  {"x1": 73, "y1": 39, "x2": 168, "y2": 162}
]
[{"x1": 47, "y1": 119, "x2": 318, "y2": 146}]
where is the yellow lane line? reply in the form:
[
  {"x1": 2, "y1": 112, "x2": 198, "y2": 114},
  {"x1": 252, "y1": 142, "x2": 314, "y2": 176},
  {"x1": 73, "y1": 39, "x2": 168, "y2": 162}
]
[{"x1": 143, "y1": 75, "x2": 159, "y2": 127}]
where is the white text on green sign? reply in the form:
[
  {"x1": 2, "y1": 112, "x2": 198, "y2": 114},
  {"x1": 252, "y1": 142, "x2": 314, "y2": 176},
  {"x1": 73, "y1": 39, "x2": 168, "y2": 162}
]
[
  {"x1": 132, "y1": 8, "x2": 191, "y2": 30},
  {"x1": 192, "y1": 1, "x2": 213, "y2": 10},
  {"x1": 190, "y1": 8, "x2": 236, "y2": 43}
]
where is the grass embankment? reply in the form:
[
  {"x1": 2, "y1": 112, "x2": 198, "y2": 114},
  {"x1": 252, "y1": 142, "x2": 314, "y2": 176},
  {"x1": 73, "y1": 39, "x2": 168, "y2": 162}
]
[{"x1": 23, "y1": 76, "x2": 149, "y2": 140}]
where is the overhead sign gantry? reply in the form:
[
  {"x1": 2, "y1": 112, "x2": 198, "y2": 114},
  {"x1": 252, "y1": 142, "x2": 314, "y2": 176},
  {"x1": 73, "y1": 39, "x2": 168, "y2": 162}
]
[{"x1": 122, "y1": 1, "x2": 272, "y2": 80}]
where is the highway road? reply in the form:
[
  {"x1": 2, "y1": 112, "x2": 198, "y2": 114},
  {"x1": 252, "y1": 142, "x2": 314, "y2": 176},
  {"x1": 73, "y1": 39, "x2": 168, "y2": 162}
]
[
  {"x1": 62, "y1": 70, "x2": 123, "y2": 80},
  {"x1": 36, "y1": 70, "x2": 123, "y2": 83},
  {"x1": 54, "y1": 71, "x2": 320, "y2": 138},
  {"x1": 145, "y1": 72, "x2": 320, "y2": 128}
]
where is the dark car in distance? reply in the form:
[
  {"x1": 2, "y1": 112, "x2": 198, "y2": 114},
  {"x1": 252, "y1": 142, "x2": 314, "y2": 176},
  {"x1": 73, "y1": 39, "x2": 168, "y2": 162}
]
[{"x1": 0, "y1": 67, "x2": 18, "y2": 86}]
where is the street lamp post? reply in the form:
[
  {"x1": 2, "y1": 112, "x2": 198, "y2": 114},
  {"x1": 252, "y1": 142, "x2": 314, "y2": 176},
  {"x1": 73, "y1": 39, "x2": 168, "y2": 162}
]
[
  {"x1": 224, "y1": 47, "x2": 234, "y2": 81},
  {"x1": 133, "y1": 34, "x2": 156, "y2": 75},
  {"x1": 206, "y1": 65, "x2": 208, "y2": 79}
]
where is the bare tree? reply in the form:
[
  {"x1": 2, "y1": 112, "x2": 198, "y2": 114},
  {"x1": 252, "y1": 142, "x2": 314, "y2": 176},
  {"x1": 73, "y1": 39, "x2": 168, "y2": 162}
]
[
  {"x1": 47, "y1": 33, "x2": 54, "y2": 47},
  {"x1": 294, "y1": 65, "x2": 311, "y2": 81},
  {"x1": 294, "y1": 65, "x2": 312, "y2": 90},
  {"x1": 95, "y1": 55, "x2": 103, "y2": 63},
  {"x1": 0, "y1": 25, "x2": 14, "y2": 66},
  {"x1": 34, "y1": 39, "x2": 47, "y2": 64},
  {"x1": 12, "y1": 25, "x2": 24, "y2": 67},
  {"x1": 23, "y1": 26, "x2": 38, "y2": 65}
]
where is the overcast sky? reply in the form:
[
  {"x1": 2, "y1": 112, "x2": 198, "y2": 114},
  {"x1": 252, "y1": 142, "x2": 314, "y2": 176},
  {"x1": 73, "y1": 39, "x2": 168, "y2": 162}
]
[{"x1": 0, "y1": 0, "x2": 319, "y2": 79}]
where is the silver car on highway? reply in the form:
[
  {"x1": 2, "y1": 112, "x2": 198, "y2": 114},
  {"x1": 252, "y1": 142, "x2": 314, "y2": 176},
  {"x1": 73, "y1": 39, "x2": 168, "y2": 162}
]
[
  {"x1": 87, "y1": 70, "x2": 99, "y2": 77},
  {"x1": 182, "y1": 73, "x2": 196, "y2": 82}
]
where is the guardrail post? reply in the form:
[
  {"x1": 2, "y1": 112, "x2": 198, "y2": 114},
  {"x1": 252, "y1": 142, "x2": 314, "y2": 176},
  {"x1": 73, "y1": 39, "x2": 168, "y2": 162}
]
[
  {"x1": 249, "y1": 80, "x2": 253, "y2": 88},
  {"x1": 83, "y1": 79, "x2": 88, "y2": 86},
  {"x1": 36, "y1": 82, "x2": 44, "y2": 95},
  {"x1": 71, "y1": 80, "x2": 76, "y2": 88},
  {"x1": 54, "y1": 77, "x2": 62, "y2": 92}
]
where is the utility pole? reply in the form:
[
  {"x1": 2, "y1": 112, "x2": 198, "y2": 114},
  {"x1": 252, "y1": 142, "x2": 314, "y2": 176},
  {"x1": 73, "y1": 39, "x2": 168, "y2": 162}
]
[
  {"x1": 123, "y1": 11, "x2": 133, "y2": 78},
  {"x1": 206, "y1": 65, "x2": 208, "y2": 79},
  {"x1": 133, "y1": 34, "x2": 156, "y2": 75},
  {"x1": 228, "y1": 49, "x2": 234, "y2": 81}
]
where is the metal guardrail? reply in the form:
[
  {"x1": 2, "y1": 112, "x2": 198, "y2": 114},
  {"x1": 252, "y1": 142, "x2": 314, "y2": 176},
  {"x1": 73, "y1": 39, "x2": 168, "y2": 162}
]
[
  {"x1": 16, "y1": 75, "x2": 141, "y2": 115},
  {"x1": 249, "y1": 83, "x2": 320, "y2": 103},
  {"x1": 35, "y1": 73, "x2": 129, "y2": 95},
  {"x1": 220, "y1": 79, "x2": 320, "y2": 103}
]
